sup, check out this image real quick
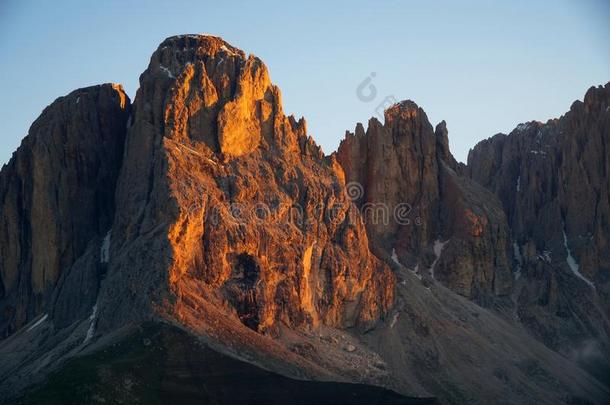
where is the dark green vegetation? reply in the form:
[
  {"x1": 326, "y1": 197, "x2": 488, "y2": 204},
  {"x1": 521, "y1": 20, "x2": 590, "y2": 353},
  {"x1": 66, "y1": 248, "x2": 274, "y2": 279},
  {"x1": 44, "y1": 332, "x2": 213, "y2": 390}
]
[{"x1": 15, "y1": 323, "x2": 436, "y2": 405}]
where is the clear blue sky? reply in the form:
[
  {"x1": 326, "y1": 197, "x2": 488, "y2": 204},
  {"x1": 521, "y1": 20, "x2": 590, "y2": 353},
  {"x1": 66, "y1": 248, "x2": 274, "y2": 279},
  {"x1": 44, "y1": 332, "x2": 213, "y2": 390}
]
[{"x1": 1, "y1": 0, "x2": 609, "y2": 165}]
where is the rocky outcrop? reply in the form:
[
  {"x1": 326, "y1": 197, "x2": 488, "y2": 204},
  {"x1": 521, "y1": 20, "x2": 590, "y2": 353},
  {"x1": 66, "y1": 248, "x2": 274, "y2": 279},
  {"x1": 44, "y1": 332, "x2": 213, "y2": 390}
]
[
  {"x1": 95, "y1": 35, "x2": 394, "y2": 339},
  {"x1": 0, "y1": 84, "x2": 130, "y2": 338},
  {"x1": 467, "y1": 83, "x2": 610, "y2": 382},
  {"x1": 336, "y1": 101, "x2": 512, "y2": 305}
]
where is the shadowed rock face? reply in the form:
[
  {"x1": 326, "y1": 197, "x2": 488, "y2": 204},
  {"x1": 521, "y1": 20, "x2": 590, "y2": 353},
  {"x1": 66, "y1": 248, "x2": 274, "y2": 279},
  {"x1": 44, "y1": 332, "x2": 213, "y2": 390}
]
[
  {"x1": 467, "y1": 83, "x2": 610, "y2": 382},
  {"x1": 336, "y1": 101, "x2": 513, "y2": 305},
  {"x1": 0, "y1": 84, "x2": 130, "y2": 338},
  {"x1": 98, "y1": 34, "x2": 394, "y2": 338}
]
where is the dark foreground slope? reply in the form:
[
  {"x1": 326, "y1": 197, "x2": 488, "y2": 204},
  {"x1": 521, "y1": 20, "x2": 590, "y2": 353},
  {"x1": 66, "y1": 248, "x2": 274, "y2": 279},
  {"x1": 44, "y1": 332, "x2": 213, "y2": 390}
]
[{"x1": 15, "y1": 323, "x2": 433, "y2": 405}]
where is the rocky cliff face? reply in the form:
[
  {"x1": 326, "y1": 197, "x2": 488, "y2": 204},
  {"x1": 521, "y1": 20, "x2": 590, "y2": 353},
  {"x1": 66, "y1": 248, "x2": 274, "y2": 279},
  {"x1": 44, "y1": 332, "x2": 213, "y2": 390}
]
[
  {"x1": 467, "y1": 83, "x2": 610, "y2": 381},
  {"x1": 0, "y1": 84, "x2": 130, "y2": 338},
  {"x1": 96, "y1": 34, "x2": 394, "y2": 339},
  {"x1": 336, "y1": 101, "x2": 513, "y2": 305}
]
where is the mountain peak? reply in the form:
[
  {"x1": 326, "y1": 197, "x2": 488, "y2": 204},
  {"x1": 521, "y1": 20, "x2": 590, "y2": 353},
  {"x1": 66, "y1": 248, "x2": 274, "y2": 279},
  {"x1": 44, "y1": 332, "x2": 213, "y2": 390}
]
[
  {"x1": 140, "y1": 35, "x2": 282, "y2": 158},
  {"x1": 383, "y1": 99, "x2": 432, "y2": 128},
  {"x1": 157, "y1": 34, "x2": 246, "y2": 60}
]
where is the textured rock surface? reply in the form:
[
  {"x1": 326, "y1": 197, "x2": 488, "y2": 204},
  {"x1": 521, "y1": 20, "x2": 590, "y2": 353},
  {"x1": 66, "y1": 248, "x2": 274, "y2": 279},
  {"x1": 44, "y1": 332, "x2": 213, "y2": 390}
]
[
  {"x1": 467, "y1": 83, "x2": 610, "y2": 382},
  {"x1": 336, "y1": 101, "x2": 513, "y2": 305},
  {"x1": 97, "y1": 34, "x2": 394, "y2": 338},
  {"x1": 0, "y1": 84, "x2": 130, "y2": 338}
]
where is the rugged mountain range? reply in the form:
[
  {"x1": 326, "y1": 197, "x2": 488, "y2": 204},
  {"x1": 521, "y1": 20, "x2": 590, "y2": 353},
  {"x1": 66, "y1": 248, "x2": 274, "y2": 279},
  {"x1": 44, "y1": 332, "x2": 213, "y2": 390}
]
[
  {"x1": 467, "y1": 85, "x2": 610, "y2": 384},
  {"x1": 0, "y1": 35, "x2": 608, "y2": 404},
  {"x1": 336, "y1": 102, "x2": 513, "y2": 306}
]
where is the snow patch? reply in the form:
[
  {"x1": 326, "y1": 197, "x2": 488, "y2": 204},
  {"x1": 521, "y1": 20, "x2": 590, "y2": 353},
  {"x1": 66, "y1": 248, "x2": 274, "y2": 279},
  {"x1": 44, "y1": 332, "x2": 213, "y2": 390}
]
[
  {"x1": 537, "y1": 250, "x2": 552, "y2": 263},
  {"x1": 27, "y1": 314, "x2": 48, "y2": 332},
  {"x1": 100, "y1": 231, "x2": 111, "y2": 264},
  {"x1": 171, "y1": 34, "x2": 222, "y2": 43},
  {"x1": 516, "y1": 176, "x2": 521, "y2": 192},
  {"x1": 390, "y1": 313, "x2": 400, "y2": 328},
  {"x1": 168, "y1": 139, "x2": 218, "y2": 167},
  {"x1": 219, "y1": 45, "x2": 236, "y2": 56},
  {"x1": 392, "y1": 249, "x2": 422, "y2": 280},
  {"x1": 191, "y1": 33, "x2": 219, "y2": 39},
  {"x1": 76, "y1": 96, "x2": 80, "y2": 104},
  {"x1": 83, "y1": 304, "x2": 98, "y2": 345},
  {"x1": 563, "y1": 230, "x2": 594, "y2": 289},
  {"x1": 159, "y1": 65, "x2": 175, "y2": 79},
  {"x1": 529, "y1": 150, "x2": 547, "y2": 156},
  {"x1": 391, "y1": 249, "x2": 400, "y2": 265},
  {"x1": 513, "y1": 243, "x2": 522, "y2": 279},
  {"x1": 413, "y1": 264, "x2": 422, "y2": 280},
  {"x1": 516, "y1": 123, "x2": 531, "y2": 132},
  {"x1": 430, "y1": 239, "x2": 448, "y2": 279}
]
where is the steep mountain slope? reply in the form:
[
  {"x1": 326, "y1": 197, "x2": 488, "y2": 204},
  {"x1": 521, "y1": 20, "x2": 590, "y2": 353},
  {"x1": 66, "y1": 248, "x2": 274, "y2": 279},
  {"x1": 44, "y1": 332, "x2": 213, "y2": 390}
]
[
  {"x1": 16, "y1": 323, "x2": 430, "y2": 405},
  {"x1": 0, "y1": 36, "x2": 608, "y2": 405},
  {"x1": 336, "y1": 101, "x2": 513, "y2": 306},
  {"x1": 467, "y1": 83, "x2": 610, "y2": 383},
  {"x1": 97, "y1": 34, "x2": 395, "y2": 338},
  {"x1": 0, "y1": 84, "x2": 130, "y2": 338}
]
